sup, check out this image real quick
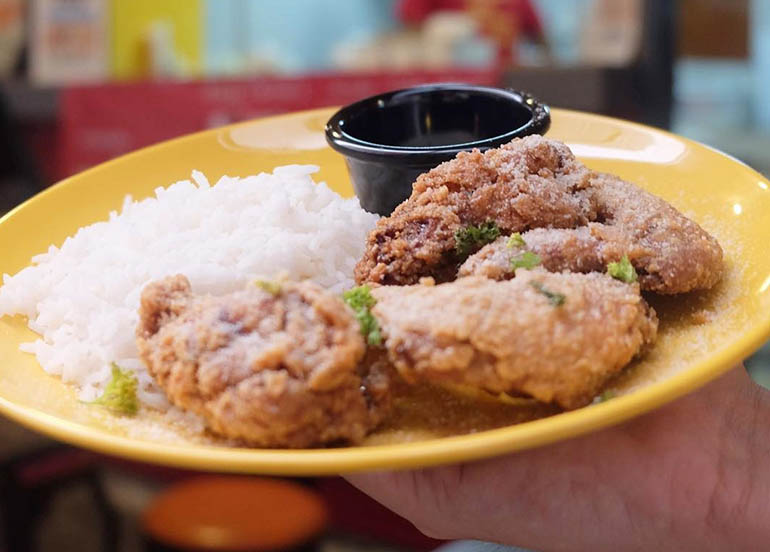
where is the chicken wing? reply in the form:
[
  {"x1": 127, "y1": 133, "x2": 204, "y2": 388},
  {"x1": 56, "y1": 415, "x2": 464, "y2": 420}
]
[
  {"x1": 460, "y1": 174, "x2": 723, "y2": 294},
  {"x1": 355, "y1": 136, "x2": 597, "y2": 285},
  {"x1": 371, "y1": 272, "x2": 658, "y2": 409}
]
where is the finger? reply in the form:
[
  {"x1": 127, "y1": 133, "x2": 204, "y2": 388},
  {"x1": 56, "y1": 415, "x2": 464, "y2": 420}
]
[{"x1": 345, "y1": 465, "x2": 470, "y2": 539}]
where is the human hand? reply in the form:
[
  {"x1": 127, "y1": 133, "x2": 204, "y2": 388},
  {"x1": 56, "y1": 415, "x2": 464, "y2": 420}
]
[{"x1": 347, "y1": 366, "x2": 770, "y2": 551}]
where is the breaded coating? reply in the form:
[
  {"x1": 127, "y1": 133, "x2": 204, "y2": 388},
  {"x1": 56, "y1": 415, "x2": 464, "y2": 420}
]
[
  {"x1": 461, "y1": 176, "x2": 723, "y2": 294},
  {"x1": 460, "y1": 225, "x2": 621, "y2": 280},
  {"x1": 355, "y1": 136, "x2": 597, "y2": 285},
  {"x1": 589, "y1": 173, "x2": 723, "y2": 293},
  {"x1": 357, "y1": 136, "x2": 723, "y2": 293},
  {"x1": 371, "y1": 272, "x2": 658, "y2": 410},
  {"x1": 136, "y1": 275, "x2": 390, "y2": 448}
]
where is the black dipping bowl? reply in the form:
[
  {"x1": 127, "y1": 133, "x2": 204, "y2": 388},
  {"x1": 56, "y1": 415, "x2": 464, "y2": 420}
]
[{"x1": 325, "y1": 84, "x2": 550, "y2": 215}]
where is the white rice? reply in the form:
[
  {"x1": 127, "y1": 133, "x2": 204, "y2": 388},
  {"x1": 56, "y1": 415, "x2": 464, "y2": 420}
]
[{"x1": 0, "y1": 165, "x2": 378, "y2": 409}]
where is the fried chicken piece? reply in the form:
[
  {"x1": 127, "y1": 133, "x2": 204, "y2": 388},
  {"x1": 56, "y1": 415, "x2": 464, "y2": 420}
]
[
  {"x1": 460, "y1": 174, "x2": 723, "y2": 293},
  {"x1": 589, "y1": 173, "x2": 723, "y2": 293},
  {"x1": 371, "y1": 272, "x2": 658, "y2": 410},
  {"x1": 355, "y1": 135, "x2": 597, "y2": 285},
  {"x1": 136, "y1": 275, "x2": 390, "y2": 448},
  {"x1": 356, "y1": 135, "x2": 722, "y2": 293},
  {"x1": 459, "y1": 225, "x2": 622, "y2": 280}
]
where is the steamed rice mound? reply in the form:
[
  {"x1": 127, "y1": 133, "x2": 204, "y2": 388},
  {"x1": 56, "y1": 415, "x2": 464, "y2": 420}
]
[{"x1": 0, "y1": 166, "x2": 378, "y2": 410}]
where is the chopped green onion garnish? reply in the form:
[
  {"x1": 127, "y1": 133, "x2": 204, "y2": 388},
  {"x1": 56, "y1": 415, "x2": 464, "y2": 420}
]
[
  {"x1": 342, "y1": 285, "x2": 382, "y2": 346},
  {"x1": 454, "y1": 221, "x2": 501, "y2": 259},
  {"x1": 530, "y1": 281, "x2": 566, "y2": 307},
  {"x1": 607, "y1": 255, "x2": 638, "y2": 283},
  {"x1": 598, "y1": 390, "x2": 616, "y2": 402},
  {"x1": 255, "y1": 279, "x2": 282, "y2": 295},
  {"x1": 506, "y1": 233, "x2": 526, "y2": 248},
  {"x1": 510, "y1": 251, "x2": 541, "y2": 270},
  {"x1": 89, "y1": 363, "x2": 138, "y2": 416}
]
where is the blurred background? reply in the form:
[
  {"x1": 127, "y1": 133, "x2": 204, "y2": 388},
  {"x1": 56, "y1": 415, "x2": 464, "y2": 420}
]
[{"x1": 0, "y1": 0, "x2": 768, "y2": 550}]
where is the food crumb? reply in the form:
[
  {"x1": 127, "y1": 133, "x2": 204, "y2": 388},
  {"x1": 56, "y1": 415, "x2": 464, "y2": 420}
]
[{"x1": 690, "y1": 308, "x2": 716, "y2": 325}]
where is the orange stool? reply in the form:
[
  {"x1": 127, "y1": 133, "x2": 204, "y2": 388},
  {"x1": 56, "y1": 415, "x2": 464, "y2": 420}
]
[{"x1": 142, "y1": 476, "x2": 328, "y2": 551}]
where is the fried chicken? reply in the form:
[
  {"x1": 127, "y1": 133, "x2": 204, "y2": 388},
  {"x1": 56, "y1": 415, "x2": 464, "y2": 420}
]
[
  {"x1": 460, "y1": 225, "x2": 617, "y2": 280},
  {"x1": 371, "y1": 272, "x2": 658, "y2": 410},
  {"x1": 460, "y1": 176, "x2": 723, "y2": 294},
  {"x1": 356, "y1": 136, "x2": 723, "y2": 294},
  {"x1": 355, "y1": 136, "x2": 597, "y2": 285},
  {"x1": 136, "y1": 275, "x2": 390, "y2": 448},
  {"x1": 589, "y1": 172, "x2": 723, "y2": 293}
]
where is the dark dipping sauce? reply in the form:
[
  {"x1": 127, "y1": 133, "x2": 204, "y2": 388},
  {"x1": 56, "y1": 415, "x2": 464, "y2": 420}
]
[
  {"x1": 341, "y1": 88, "x2": 535, "y2": 148},
  {"x1": 326, "y1": 84, "x2": 550, "y2": 215}
]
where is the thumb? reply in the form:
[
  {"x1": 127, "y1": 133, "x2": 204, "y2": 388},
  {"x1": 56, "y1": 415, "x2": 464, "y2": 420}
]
[{"x1": 345, "y1": 464, "x2": 470, "y2": 539}]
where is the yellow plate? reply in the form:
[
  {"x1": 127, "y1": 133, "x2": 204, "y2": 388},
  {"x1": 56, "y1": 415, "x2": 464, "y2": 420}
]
[{"x1": 1, "y1": 108, "x2": 770, "y2": 475}]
